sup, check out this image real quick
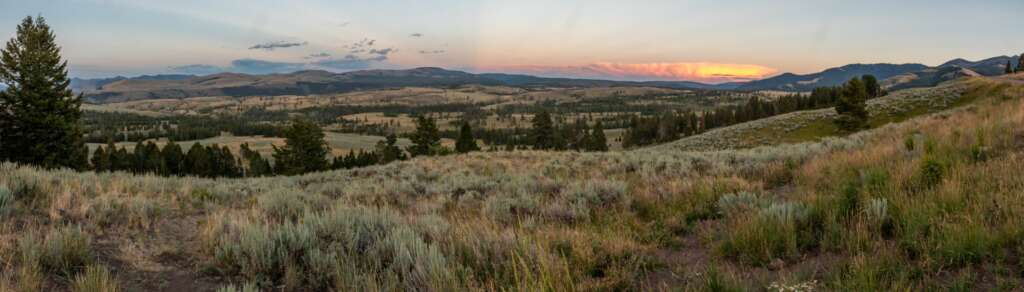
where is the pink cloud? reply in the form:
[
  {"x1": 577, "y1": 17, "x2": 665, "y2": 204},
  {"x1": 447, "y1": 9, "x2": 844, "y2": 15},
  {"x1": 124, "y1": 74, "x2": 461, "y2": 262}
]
[{"x1": 479, "y1": 62, "x2": 778, "y2": 83}]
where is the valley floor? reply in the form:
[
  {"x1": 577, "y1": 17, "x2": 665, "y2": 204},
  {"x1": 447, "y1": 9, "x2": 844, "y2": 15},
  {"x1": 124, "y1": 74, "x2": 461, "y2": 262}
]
[{"x1": 2, "y1": 76, "x2": 1024, "y2": 291}]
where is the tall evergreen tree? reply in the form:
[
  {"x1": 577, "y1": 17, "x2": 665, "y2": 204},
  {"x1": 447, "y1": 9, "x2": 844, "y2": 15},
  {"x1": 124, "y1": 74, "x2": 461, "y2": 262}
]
[
  {"x1": 530, "y1": 111, "x2": 556, "y2": 150},
  {"x1": 587, "y1": 121, "x2": 609, "y2": 152},
  {"x1": 161, "y1": 142, "x2": 184, "y2": 176},
  {"x1": 184, "y1": 142, "x2": 210, "y2": 177},
  {"x1": 272, "y1": 118, "x2": 329, "y2": 175},
  {"x1": 1017, "y1": 54, "x2": 1024, "y2": 73},
  {"x1": 407, "y1": 115, "x2": 441, "y2": 156},
  {"x1": 1007, "y1": 60, "x2": 1015, "y2": 75},
  {"x1": 455, "y1": 121, "x2": 479, "y2": 153},
  {"x1": 0, "y1": 16, "x2": 86, "y2": 169},
  {"x1": 861, "y1": 75, "x2": 881, "y2": 98},
  {"x1": 376, "y1": 133, "x2": 405, "y2": 164},
  {"x1": 239, "y1": 143, "x2": 272, "y2": 177},
  {"x1": 834, "y1": 77, "x2": 870, "y2": 132},
  {"x1": 91, "y1": 145, "x2": 110, "y2": 172}
]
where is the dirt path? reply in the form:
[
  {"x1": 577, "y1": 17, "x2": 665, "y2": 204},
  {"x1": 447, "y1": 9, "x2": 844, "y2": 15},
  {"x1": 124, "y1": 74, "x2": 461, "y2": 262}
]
[{"x1": 94, "y1": 214, "x2": 222, "y2": 292}]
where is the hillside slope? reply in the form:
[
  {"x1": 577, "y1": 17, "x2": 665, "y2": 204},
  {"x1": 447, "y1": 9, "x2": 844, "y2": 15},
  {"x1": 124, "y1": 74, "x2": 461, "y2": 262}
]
[
  {"x1": 659, "y1": 76, "x2": 1012, "y2": 151},
  {"x1": 1, "y1": 77, "x2": 1023, "y2": 291}
]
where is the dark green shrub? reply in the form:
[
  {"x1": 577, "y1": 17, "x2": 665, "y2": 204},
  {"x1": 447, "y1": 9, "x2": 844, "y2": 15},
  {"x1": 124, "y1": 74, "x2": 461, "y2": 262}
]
[{"x1": 917, "y1": 157, "x2": 945, "y2": 189}]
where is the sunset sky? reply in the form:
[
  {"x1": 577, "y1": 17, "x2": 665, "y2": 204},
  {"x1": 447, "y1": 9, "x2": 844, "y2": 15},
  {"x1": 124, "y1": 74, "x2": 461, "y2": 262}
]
[{"x1": 1, "y1": 0, "x2": 1022, "y2": 83}]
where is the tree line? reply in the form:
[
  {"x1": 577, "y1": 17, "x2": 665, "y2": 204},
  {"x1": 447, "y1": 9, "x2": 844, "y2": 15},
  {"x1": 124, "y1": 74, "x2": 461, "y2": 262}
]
[{"x1": 621, "y1": 75, "x2": 881, "y2": 147}]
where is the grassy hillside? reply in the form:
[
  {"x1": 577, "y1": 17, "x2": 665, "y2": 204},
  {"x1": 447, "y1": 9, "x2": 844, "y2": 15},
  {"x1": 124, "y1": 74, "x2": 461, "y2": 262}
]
[
  {"x1": 663, "y1": 76, "x2": 1020, "y2": 151},
  {"x1": 1, "y1": 77, "x2": 1023, "y2": 291}
]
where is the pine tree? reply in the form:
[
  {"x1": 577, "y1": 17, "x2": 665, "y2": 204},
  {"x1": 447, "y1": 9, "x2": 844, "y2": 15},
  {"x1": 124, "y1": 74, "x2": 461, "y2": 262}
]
[
  {"x1": 1017, "y1": 54, "x2": 1024, "y2": 73},
  {"x1": 376, "y1": 133, "x2": 405, "y2": 164},
  {"x1": 407, "y1": 116, "x2": 441, "y2": 157},
  {"x1": 530, "y1": 111, "x2": 556, "y2": 150},
  {"x1": 112, "y1": 147, "x2": 130, "y2": 172},
  {"x1": 91, "y1": 145, "x2": 110, "y2": 172},
  {"x1": 239, "y1": 143, "x2": 271, "y2": 177},
  {"x1": 272, "y1": 118, "x2": 329, "y2": 175},
  {"x1": 143, "y1": 141, "x2": 163, "y2": 174},
  {"x1": 184, "y1": 142, "x2": 210, "y2": 177},
  {"x1": 0, "y1": 16, "x2": 86, "y2": 169},
  {"x1": 455, "y1": 121, "x2": 479, "y2": 153},
  {"x1": 588, "y1": 121, "x2": 609, "y2": 152},
  {"x1": 834, "y1": 77, "x2": 870, "y2": 132},
  {"x1": 1007, "y1": 60, "x2": 1015, "y2": 75},
  {"x1": 861, "y1": 75, "x2": 881, "y2": 98},
  {"x1": 161, "y1": 142, "x2": 184, "y2": 176}
]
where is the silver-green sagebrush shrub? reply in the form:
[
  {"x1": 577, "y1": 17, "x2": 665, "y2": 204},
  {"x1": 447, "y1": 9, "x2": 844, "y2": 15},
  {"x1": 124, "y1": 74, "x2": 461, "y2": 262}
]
[
  {"x1": 18, "y1": 226, "x2": 93, "y2": 277},
  {"x1": 717, "y1": 191, "x2": 769, "y2": 216},
  {"x1": 484, "y1": 191, "x2": 540, "y2": 224},
  {"x1": 208, "y1": 205, "x2": 458, "y2": 291}
]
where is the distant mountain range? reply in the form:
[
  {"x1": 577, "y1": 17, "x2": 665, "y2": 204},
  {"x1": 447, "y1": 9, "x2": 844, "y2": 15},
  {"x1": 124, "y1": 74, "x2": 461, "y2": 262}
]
[{"x1": 73, "y1": 54, "x2": 1021, "y2": 103}]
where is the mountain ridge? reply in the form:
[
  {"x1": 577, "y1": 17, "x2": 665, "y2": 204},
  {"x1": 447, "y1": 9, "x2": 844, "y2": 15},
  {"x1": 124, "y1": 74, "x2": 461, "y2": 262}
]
[{"x1": 74, "y1": 54, "x2": 1022, "y2": 103}]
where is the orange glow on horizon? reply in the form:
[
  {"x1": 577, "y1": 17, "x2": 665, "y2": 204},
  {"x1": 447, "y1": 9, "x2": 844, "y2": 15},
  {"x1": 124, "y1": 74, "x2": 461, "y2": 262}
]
[{"x1": 480, "y1": 62, "x2": 778, "y2": 83}]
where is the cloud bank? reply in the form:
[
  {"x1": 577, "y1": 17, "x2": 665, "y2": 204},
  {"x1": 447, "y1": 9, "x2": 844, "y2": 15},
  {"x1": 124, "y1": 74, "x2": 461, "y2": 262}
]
[
  {"x1": 480, "y1": 62, "x2": 778, "y2": 83},
  {"x1": 248, "y1": 41, "x2": 308, "y2": 51}
]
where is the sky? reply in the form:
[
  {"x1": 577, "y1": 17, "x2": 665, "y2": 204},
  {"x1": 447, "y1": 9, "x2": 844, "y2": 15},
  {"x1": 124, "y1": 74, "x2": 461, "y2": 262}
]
[{"x1": 0, "y1": 0, "x2": 1021, "y2": 83}]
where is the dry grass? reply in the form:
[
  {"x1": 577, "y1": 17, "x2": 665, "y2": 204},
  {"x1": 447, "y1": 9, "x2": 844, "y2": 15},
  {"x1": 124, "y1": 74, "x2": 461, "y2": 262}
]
[{"x1": 3, "y1": 77, "x2": 1024, "y2": 290}]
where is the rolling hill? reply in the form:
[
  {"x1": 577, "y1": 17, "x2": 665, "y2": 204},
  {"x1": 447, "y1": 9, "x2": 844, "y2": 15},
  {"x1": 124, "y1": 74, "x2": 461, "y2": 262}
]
[
  {"x1": 735, "y1": 63, "x2": 929, "y2": 91},
  {"x1": 884, "y1": 55, "x2": 1019, "y2": 90},
  {"x1": 74, "y1": 54, "x2": 1021, "y2": 103}
]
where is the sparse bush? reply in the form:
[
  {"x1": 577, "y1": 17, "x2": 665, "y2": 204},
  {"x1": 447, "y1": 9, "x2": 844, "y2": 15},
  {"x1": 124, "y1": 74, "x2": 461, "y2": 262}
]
[
  {"x1": 716, "y1": 191, "x2": 768, "y2": 216},
  {"x1": 256, "y1": 188, "x2": 311, "y2": 222},
  {"x1": 719, "y1": 201, "x2": 813, "y2": 266},
  {"x1": 484, "y1": 191, "x2": 539, "y2": 224},
  {"x1": 931, "y1": 220, "x2": 996, "y2": 267},
  {"x1": 71, "y1": 265, "x2": 120, "y2": 292},
  {"x1": 862, "y1": 198, "x2": 891, "y2": 233},
  {"x1": 18, "y1": 226, "x2": 93, "y2": 277},
  {"x1": 42, "y1": 226, "x2": 93, "y2": 277},
  {"x1": 916, "y1": 157, "x2": 945, "y2": 189}
]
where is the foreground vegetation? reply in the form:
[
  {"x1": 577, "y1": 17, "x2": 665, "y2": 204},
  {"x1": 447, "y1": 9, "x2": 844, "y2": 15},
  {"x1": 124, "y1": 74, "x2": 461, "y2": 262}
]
[{"x1": 1, "y1": 76, "x2": 1023, "y2": 291}]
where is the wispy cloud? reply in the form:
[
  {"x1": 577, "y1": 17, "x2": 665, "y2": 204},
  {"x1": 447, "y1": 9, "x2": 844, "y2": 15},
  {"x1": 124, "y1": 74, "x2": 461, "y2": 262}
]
[
  {"x1": 168, "y1": 64, "x2": 223, "y2": 75},
  {"x1": 248, "y1": 41, "x2": 308, "y2": 51},
  {"x1": 419, "y1": 50, "x2": 445, "y2": 54},
  {"x1": 409, "y1": 33, "x2": 423, "y2": 37},
  {"x1": 305, "y1": 52, "x2": 332, "y2": 59},
  {"x1": 478, "y1": 62, "x2": 778, "y2": 83},
  {"x1": 369, "y1": 48, "x2": 395, "y2": 56}
]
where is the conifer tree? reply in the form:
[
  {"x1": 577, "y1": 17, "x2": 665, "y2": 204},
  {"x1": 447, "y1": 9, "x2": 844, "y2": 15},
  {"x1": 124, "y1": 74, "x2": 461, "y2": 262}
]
[
  {"x1": 91, "y1": 145, "x2": 110, "y2": 172},
  {"x1": 112, "y1": 147, "x2": 130, "y2": 172},
  {"x1": 1007, "y1": 60, "x2": 1015, "y2": 75},
  {"x1": 0, "y1": 16, "x2": 87, "y2": 169},
  {"x1": 834, "y1": 77, "x2": 870, "y2": 132},
  {"x1": 1017, "y1": 54, "x2": 1024, "y2": 73},
  {"x1": 407, "y1": 116, "x2": 441, "y2": 157},
  {"x1": 861, "y1": 75, "x2": 881, "y2": 98},
  {"x1": 184, "y1": 142, "x2": 210, "y2": 177},
  {"x1": 455, "y1": 121, "x2": 479, "y2": 153},
  {"x1": 376, "y1": 133, "x2": 405, "y2": 164},
  {"x1": 161, "y1": 142, "x2": 184, "y2": 176},
  {"x1": 588, "y1": 121, "x2": 609, "y2": 152},
  {"x1": 239, "y1": 143, "x2": 271, "y2": 177},
  {"x1": 530, "y1": 111, "x2": 556, "y2": 150},
  {"x1": 272, "y1": 118, "x2": 329, "y2": 175}
]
